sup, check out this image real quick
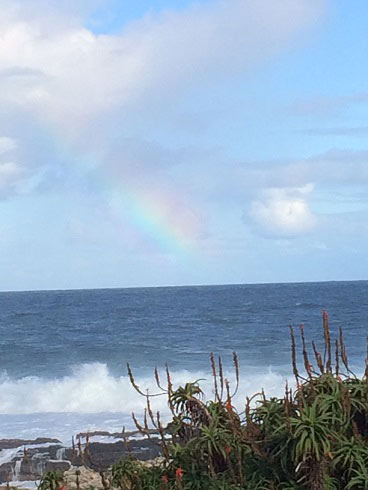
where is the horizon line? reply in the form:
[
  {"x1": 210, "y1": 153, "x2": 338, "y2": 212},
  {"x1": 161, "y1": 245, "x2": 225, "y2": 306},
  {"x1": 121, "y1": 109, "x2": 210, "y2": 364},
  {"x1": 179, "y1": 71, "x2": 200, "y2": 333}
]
[{"x1": 1, "y1": 278, "x2": 367, "y2": 294}]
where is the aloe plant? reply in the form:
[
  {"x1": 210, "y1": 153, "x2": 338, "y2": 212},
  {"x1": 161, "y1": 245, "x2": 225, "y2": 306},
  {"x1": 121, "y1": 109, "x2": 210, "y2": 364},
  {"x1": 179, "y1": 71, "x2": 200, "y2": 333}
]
[
  {"x1": 105, "y1": 312, "x2": 368, "y2": 489},
  {"x1": 38, "y1": 471, "x2": 64, "y2": 490}
]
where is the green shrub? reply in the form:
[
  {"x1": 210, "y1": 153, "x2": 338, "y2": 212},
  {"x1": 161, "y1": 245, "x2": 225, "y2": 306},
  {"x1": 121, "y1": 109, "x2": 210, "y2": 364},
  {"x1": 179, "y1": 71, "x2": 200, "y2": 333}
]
[
  {"x1": 38, "y1": 471, "x2": 64, "y2": 490},
  {"x1": 112, "y1": 312, "x2": 368, "y2": 489}
]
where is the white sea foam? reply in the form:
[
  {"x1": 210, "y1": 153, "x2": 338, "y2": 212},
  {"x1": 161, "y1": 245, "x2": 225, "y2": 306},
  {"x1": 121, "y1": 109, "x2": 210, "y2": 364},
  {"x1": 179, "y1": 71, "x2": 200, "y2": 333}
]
[
  {"x1": 11, "y1": 481, "x2": 38, "y2": 489},
  {"x1": 0, "y1": 362, "x2": 292, "y2": 415},
  {"x1": 0, "y1": 447, "x2": 21, "y2": 465},
  {"x1": 0, "y1": 363, "x2": 294, "y2": 442}
]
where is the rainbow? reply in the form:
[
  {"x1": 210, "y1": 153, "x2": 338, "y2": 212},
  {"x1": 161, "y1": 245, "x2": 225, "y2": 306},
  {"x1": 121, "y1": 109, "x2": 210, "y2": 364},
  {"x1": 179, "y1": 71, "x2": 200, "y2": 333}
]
[
  {"x1": 60, "y1": 143, "x2": 201, "y2": 255},
  {"x1": 106, "y1": 182, "x2": 201, "y2": 255}
]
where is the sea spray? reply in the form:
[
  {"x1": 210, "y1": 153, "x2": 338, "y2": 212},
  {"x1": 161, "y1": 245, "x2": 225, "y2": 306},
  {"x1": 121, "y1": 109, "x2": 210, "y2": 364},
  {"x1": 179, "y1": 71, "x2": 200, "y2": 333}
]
[
  {"x1": 0, "y1": 363, "x2": 295, "y2": 442},
  {"x1": 0, "y1": 363, "x2": 293, "y2": 414}
]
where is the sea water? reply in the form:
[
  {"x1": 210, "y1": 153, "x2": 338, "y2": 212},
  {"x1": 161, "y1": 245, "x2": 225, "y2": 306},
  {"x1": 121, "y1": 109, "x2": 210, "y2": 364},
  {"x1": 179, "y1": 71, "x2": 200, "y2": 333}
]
[{"x1": 0, "y1": 281, "x2": 367, "y2": 443}]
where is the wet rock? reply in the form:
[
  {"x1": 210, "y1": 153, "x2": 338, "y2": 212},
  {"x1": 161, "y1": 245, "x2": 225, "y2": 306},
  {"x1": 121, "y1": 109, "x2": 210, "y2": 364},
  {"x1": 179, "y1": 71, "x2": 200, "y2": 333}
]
[
  {"x1": 77, "y1": 429, "x2": 157, "y2": 440},
  {"x1": 44, "y1": 461, "x2": 71, "y2": 474},
  {"x1": 0, "y1": 439, "x2": 61, "y2": 450},
  {"x1": 64, "y1": 438, "x2": 162, "y2": 470},
  {"x1": 0, "y1": 462, "x2": 13, "y2": 484},
  {"x1": 0, "y1": 455, "x2": 71, "y2": 482},
  {"x1": 0, "y1": 442, "x2": 69, "y2": 483},
  {"x1": 0, "y1": 435, "x2": 162, "y2": 483}
]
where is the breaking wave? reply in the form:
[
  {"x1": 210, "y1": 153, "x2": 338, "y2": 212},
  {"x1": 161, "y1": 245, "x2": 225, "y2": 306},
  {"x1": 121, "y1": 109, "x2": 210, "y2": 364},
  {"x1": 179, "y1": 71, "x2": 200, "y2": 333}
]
[{"x1": 0, "y1": 362, "x2": 293, "y2": 415}]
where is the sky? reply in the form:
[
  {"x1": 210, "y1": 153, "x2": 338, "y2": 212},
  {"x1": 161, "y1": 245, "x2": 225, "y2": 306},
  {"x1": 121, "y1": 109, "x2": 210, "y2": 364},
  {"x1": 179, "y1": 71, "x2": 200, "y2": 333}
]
[{"x1": 0, "y1": 0, "x2": 368, "y2": 291}]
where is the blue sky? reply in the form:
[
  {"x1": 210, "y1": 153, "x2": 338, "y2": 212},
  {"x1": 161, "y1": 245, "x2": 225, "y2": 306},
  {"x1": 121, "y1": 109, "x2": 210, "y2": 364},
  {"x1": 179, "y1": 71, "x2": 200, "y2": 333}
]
[{"x1": 0, "y1": 0, "x2": 368, "y2": 290}]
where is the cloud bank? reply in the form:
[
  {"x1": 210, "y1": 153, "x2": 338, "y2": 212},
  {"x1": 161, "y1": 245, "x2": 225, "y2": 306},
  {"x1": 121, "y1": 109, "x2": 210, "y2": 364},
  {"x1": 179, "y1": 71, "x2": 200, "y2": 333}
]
[
  {"x1": 0, "y1": 0, "x2": 325, "y2": 135},
  {"x1": 0, "y1": 0, "x2": 328, "y2": 239}
]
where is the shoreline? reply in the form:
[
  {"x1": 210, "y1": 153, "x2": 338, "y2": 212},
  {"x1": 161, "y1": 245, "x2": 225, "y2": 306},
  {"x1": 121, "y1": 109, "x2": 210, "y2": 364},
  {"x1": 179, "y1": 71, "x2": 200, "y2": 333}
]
[{"x1": 0, "y1": 430, "x2": 162, "y2": 487}]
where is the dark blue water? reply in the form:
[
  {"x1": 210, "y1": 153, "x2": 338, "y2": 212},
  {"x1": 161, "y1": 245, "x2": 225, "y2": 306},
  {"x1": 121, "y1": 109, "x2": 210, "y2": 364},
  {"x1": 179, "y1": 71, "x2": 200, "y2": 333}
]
[
  {"x1": 1, "y1": 281, "x2": 367, "y2": 378},
  {"x1": 0, "y1": 281, "x2": 367, "y2": 440}
]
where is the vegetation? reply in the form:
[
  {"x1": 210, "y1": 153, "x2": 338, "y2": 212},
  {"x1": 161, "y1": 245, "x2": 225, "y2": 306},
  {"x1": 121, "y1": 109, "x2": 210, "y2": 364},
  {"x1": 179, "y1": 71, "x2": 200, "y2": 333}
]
[
  {"x1": 112, "y1": 311, "x2": 368, "y2": 489},
  {"x1": 39, "y1": 311, "x2": 368, "y2": 489},
  {"x1": 37, "y1": 470, "x2": 64, "y2": 490}
]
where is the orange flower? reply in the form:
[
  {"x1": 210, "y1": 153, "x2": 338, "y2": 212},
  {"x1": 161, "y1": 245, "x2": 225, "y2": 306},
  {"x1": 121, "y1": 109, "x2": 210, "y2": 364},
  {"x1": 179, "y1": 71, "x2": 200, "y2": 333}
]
[{"x1": 175, "y1": 468, "x2": 184, "y2": 479}]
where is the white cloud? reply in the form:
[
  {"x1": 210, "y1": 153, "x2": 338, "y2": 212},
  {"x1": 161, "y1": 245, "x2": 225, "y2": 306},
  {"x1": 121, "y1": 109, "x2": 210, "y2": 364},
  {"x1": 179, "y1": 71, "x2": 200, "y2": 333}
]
[
  {"x1": 249, "y1": 184, "x2": 316, "y2": 237},
  {"x1": 0, "y1": 161, "x2": 22, "y2": 192},
  {"x1": 0, "y1": 0, "x2": 326, "y2": 138},
  {"x1": 219, "y1": 149, "x2": 368, "y2": 198},
  {"x1": 0, "y1": 0, "x2": 327, "y2": 213},
  {"x1": 0, "y1": 0, "x2": 332, "y2": 260},
  {"x1": 0, "y1": 136, "x2": 21, "y2": 195},
  {"x1": 0, "y1": 137, "x2": 17, "y2": 154},
  {"x1": 0, "y1": 136, "x2": 30, "y2": 198}
]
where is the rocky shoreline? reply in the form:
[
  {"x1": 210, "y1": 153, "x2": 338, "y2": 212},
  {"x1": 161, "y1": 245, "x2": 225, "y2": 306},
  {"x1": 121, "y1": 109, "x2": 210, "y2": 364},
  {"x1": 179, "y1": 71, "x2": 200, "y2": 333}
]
[{"x1": 0, "y1": 431, "x2": 162, "y2": 487}]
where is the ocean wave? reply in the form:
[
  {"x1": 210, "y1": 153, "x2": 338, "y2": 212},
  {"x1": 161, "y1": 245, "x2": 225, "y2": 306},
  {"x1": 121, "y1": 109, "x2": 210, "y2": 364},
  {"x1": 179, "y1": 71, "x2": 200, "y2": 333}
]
[{"x1": 0, "y1": 363, "x2": 293, "y2": 415}]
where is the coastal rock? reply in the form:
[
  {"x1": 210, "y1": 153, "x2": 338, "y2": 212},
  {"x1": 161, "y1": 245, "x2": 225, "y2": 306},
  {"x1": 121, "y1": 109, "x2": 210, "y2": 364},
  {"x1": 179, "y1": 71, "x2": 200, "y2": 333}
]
[
  {"x1": 0, "y1": 450, "x2": 71, "y2": 482},
  {"x1": 0, "y1": 434, "x2": 162, "y2": 484},
  {"x1": 77, "y1": 430, "x2": 144, "y2": 439},
  {"x1": 64, "y1": 466, "x2": 105, "y2": 490},
  {"x1": 0, "y1": 463, "x2": 13, "y2": 484},
  {"x1": 0, "y1": 438, "x2": 61, "y2": 450},
  {"x1": 64, "y1": 438, "x2": 162, "y2": 470}
]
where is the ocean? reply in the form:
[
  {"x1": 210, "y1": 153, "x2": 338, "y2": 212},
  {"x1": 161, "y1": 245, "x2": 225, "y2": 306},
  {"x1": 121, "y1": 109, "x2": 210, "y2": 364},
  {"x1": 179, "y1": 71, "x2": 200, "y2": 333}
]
[{"x1": 0, "y1": 281, "x2": 367, "y2": 444}]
